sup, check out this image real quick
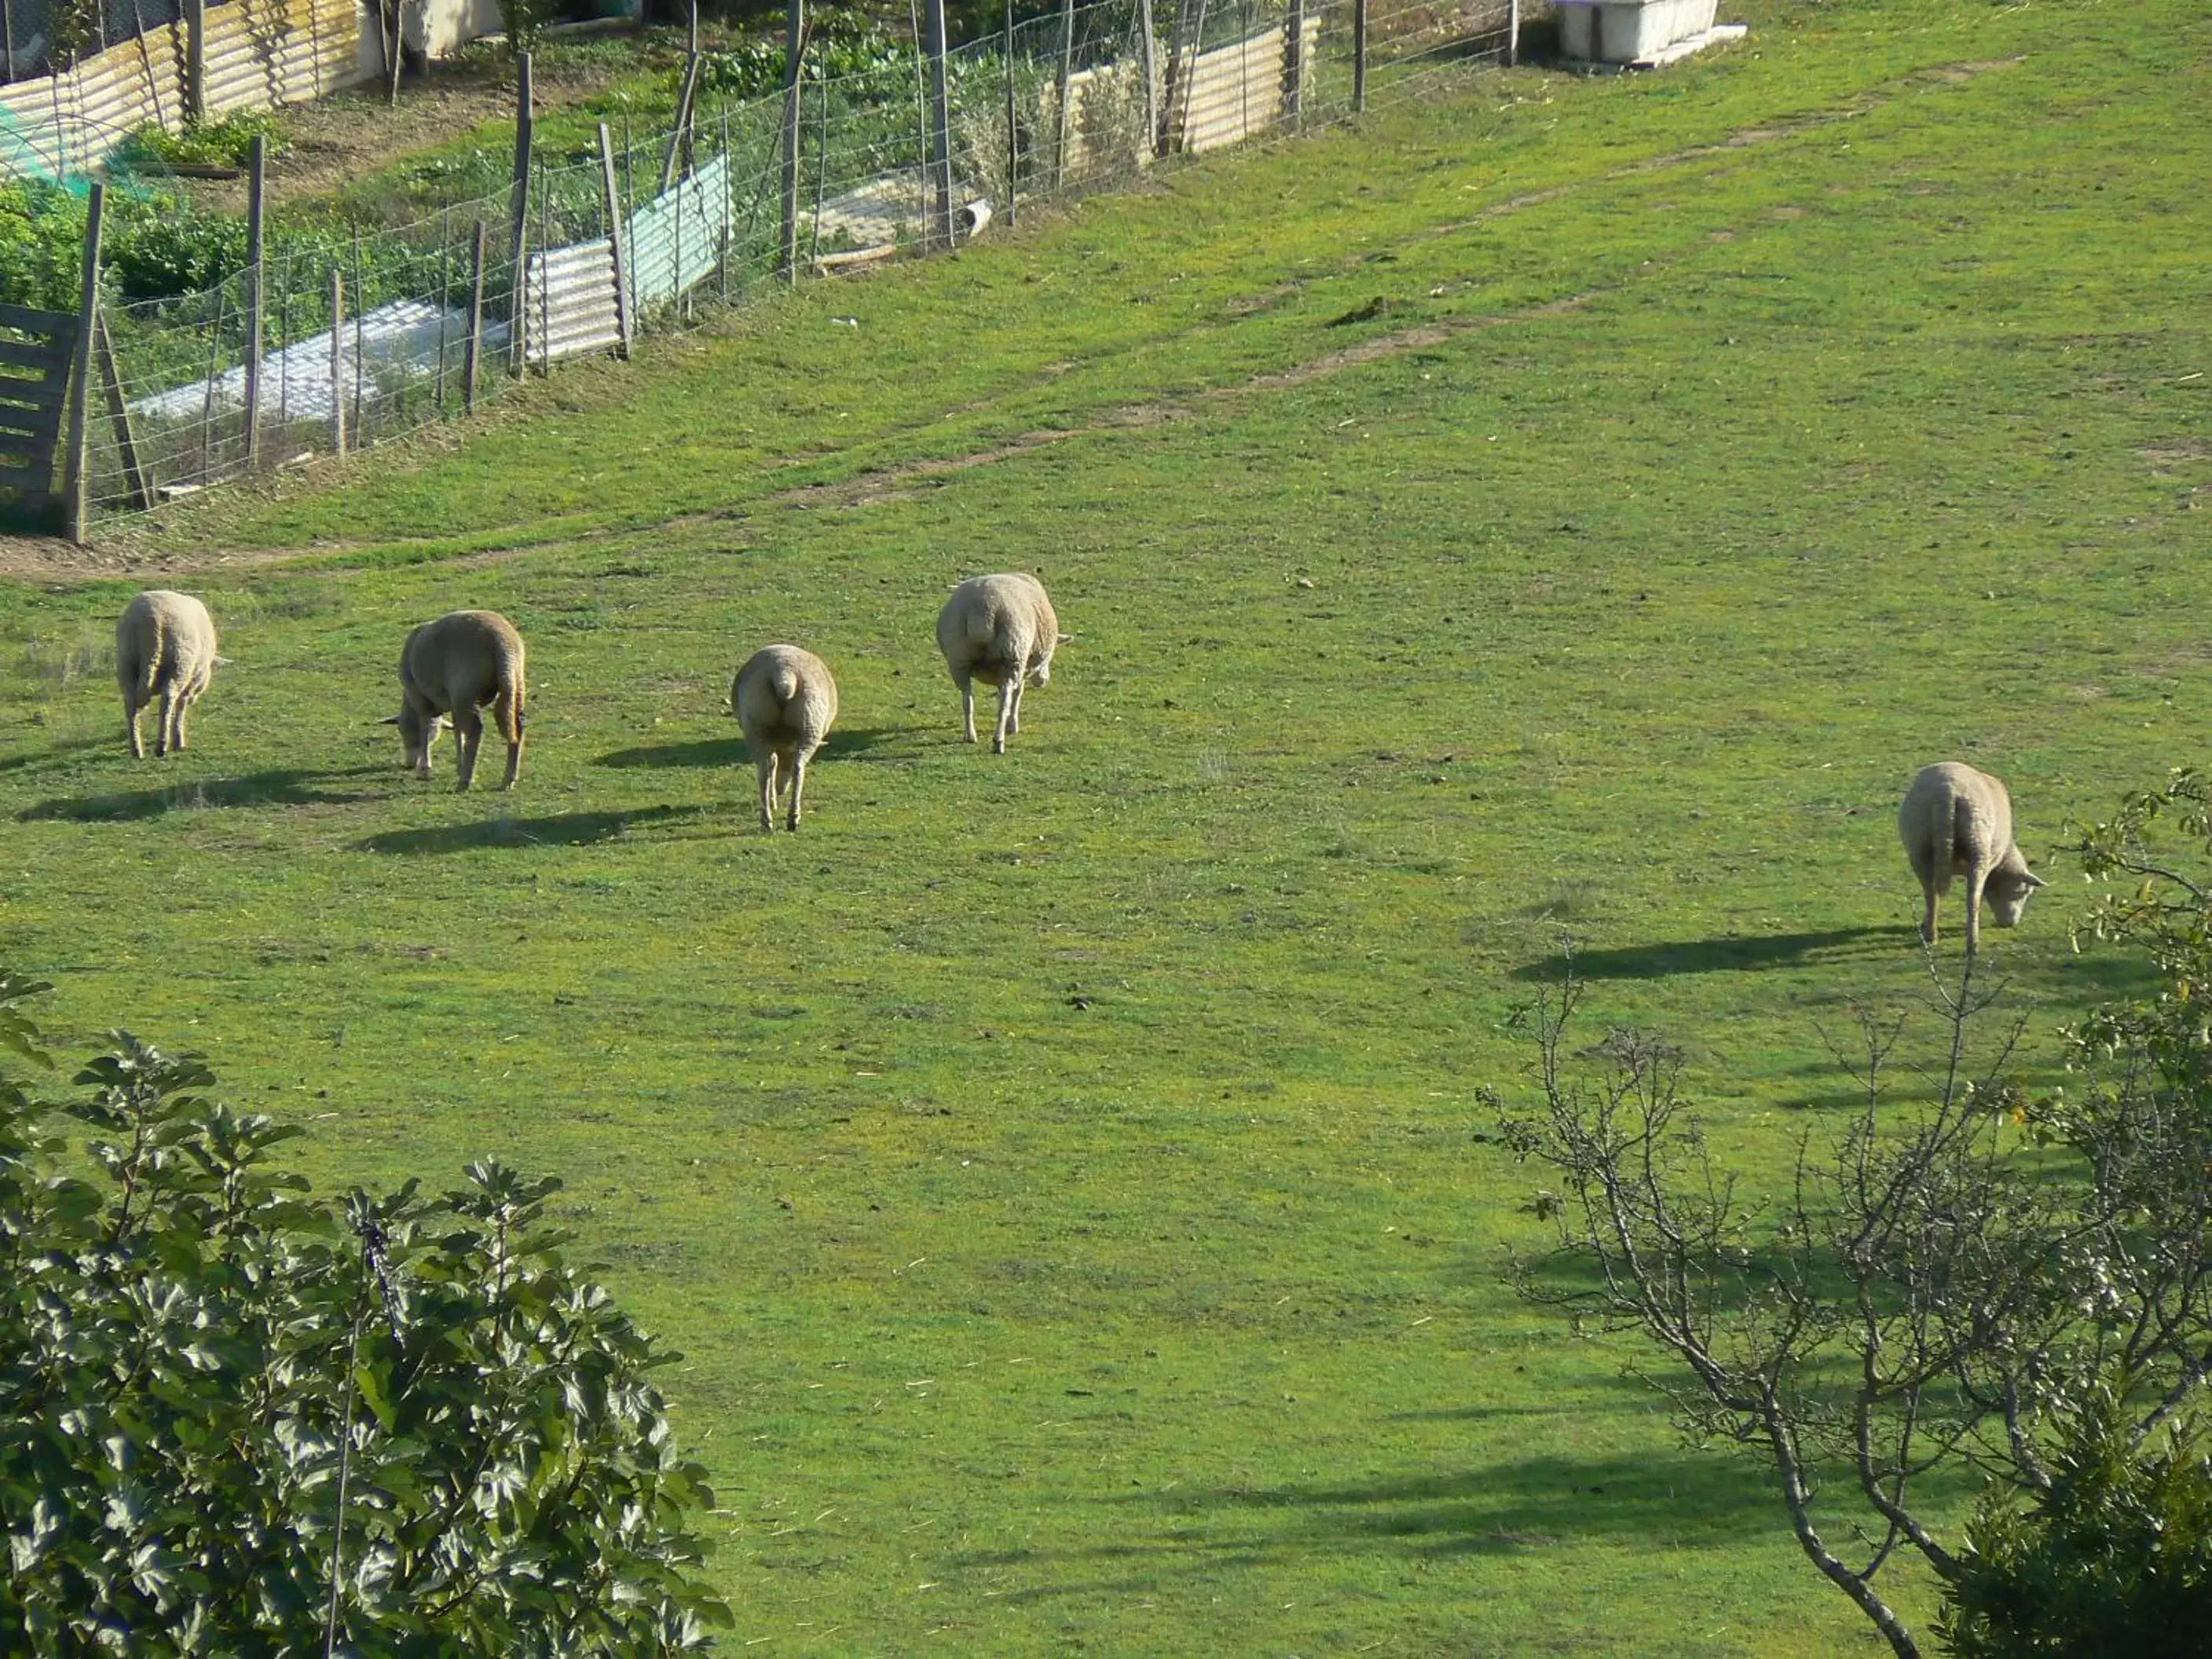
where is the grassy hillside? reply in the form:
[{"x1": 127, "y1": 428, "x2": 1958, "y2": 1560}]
[{"x1": 4, "y1": 0, "x2": 2210, "y2": 1650}]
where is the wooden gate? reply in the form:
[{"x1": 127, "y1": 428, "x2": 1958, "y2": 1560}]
[{"x1": 0, "y1": 302, "x2": 80, "y2": 531}]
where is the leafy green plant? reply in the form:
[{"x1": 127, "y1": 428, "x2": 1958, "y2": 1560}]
[
  {"x1": 1939, "y1": 1389, "x2": 2212, "y2": 1658},
  {"x1": 116, "y1": 110, "x2": 291, "y2": 172},
  {"x1": 0, "y1": 969, "x2": 731, "y2": 1654},
  {"x1": 0, "y1": 181, "x2": 90, "y2": 313},
  {"x1": 696, "y1": 9, "x2": 908, "y2": 101}
]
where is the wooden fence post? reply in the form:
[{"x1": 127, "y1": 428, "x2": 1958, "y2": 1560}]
[
  {"x1": 1283, "y1": 0, "x2": 1303, "y2": 127},
  {"x1": 2, "y1": 0, "x2": 15, "y2": 92},
  {"x1": 924, "y1": 0, "x2": 954, "y2": 247},
  {"x1": 328, "y1": 268, "x2": 345, "y2": 457},
  {"x1": 63, "y1": 182, "x2": 104, "y2": 543},
  {"x1": 1353, "y1": 0, "x2": 1366, "y2": 111},
  {"x1": 244, "y1": 134, "x2": 265, "y2": 468},
  {"x1": 463, "y1": 220, "x2": 485, "y2": 413},
  {"x1": 93, "y1": 315, "x2": 150, "y2": 511},
  {"x1": 507, "y1": 52, "x2": 533, "y2": 377},
  {"x1": 779, "y1": 0, "x2": 803, "y2": 278},
  {"x1": 183, "y1": 0, "x2": 205, "y2": 120},
  {"x1": 598, "y1": 123, "x2": 633, "y2": 358}
]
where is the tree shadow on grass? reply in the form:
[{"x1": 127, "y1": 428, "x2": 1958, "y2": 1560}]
[
  {"x1": 592, "y1": 728, "x2": 901, "y2": 770},
  {"x1": 20, "y1": 767, "x2": 385, "y2": 822},
  {"x1": 352, "y1": 804, "x2": 708, "y2": 855},
  {"x1": 949, "y1": 1448, "x2": 1781, "y2": 1602},
  {"x1": 1514, "y1": 926, "x2": 1907, "y2": 982}
]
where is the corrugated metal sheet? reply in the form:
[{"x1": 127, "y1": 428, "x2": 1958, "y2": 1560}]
[
  {"x1": 625, "y1": 152, "x2": 729, "y2": 310},
  {"x1": 130, "y1": 295, "x2": 474, "y2": 422},
  {"x1": 1170, "y1": 16, "x2": 1318, "y2": 155},
  {"x1": 1053, "y1": 57, "x2": 1155, "y2": 182},
  {"x1": 521, "y1": 236, "x2": 621, "y2": 367},
  {"x1": 202, "y1": 0, "x2": 357, "y2": 120},
  {"x1": 0, "y1": 0, "x2": 360, "y2": 179}
]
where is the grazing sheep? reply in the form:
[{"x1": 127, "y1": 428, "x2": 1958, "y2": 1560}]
[
  {"x1": 733, "y1": 645, "x2": 838, "y2": 832},
  {"x1": 1899, "y1": 762, "x2": 2045, "y2": 954},
  {"x1": 390, "y1": 610, "x2": 527, "y2": 791},
  {"x1": 116, "y1": 589, "x2": 218, "y2": 759},
  {"x1": 936, "y1": 573, "x2": 1065, "y2": 753}
]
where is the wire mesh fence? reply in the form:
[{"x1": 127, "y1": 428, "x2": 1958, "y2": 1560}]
[{"x1": 76, "y1": 0, "x2": 1530, "y2": 522}]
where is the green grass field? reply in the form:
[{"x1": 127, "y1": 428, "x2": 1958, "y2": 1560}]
[{"x1": 5, "y1": 0, "x2": 2210, "y2": 1650}]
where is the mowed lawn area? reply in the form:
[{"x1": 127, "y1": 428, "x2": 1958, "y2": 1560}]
[{"x1": 4, "y1": 0, "x2": 2209, "y2": 1650}]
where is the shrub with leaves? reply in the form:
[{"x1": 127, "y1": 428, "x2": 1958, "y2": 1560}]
[
  {"x1": 0, "y1": 970, "x2": 731, "y2": 1655},
  {"x1": 696, "y1": 10, "x2": 908, "y2": 101},
  {"x1": 116, "y1": 111, "x2": 291, "y2": 172},
  {"x1": 1939, "y1": 1387, "x2": 2212, "y2": 1658}
]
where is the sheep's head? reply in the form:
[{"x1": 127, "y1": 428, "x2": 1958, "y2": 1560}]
[
  {"x1": 394, "y1": 704, "x2": 442, "y2": 771},
  {"x1": 1987, "y1": 865, "x2": 2046, "y2": 928}
]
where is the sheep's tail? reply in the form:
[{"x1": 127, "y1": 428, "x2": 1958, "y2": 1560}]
[{"x1": 771, "y1": 662, "x2": 801, "y2": 704}]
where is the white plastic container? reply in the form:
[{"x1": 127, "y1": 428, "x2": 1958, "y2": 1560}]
[{"x1": 1556, "y1": 0, "x2": 1719, "y2": 64}]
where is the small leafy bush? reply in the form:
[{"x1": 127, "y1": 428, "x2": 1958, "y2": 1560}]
[
  {"x1": 0, "y1": 969, "x2": 731, "y2": 1654},
  {"x1": 697, "y1": 9, "x2": 907, "y2": 100},
  {"x1": 116, "y1": 110, "x2": 291, "y2": 172},
  {"x1": 0, "y1": 180, "x2": 90, "y2": 313},
  {"x1": 1939, "y1": 1387, "x2": 2212, "y2": 1659}
]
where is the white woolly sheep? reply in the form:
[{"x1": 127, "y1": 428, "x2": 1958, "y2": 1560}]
[
  {"x1": 936, "y1": 573, "x2": 1065, "y2": 753},
  {"x1": 1899, "y1": 761, "x2": 2045, "y2": 954},
  {"x1": 733, "y1": 644, "x2": 838, "y2": 832},
  {"x1": 389, "y1": 610, "x2": 528, "y2": 792},
  {"x1": 116, "y1": 589, "x2": 218, "y2": 759}
]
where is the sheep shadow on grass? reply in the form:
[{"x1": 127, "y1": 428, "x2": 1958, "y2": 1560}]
[
  {"x1": 20, "y1": 767, "x2": 385, "y2": 822},
  {"x1": 591, "y1": 727, "x2": 902, "y2": 770},
  {"x1": 1514, "y1": 926, "x2": 1907, "y2": 981},
  {"x1": 353, "y1": 803, "x2": 708, "y2": 855}
]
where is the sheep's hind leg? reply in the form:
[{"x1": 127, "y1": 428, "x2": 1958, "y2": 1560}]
[
  {"x1": 453, "y1": 709, "x2": 484, "y2": 793},
  {"x1": 170, "y1": 690, "x2": 193, "y2": 753},
  {"x1": 788, "y1": 748, "x2": 812, "y2": 831},
  {"x1": 757, "y1": 754, "x2": 778, "y2": 832},
  {"x1": 957, "y1": 674, "x2": 977, "y2": 744},
  {"x1": 124, "y1": 695, "x2": 144, "y2": 760},
  {"x1": 1008, "y1": 676, "x2": 1024, "y2": 735},
  {"x1": 994, "y1": 677, "x2": 1017, "y2": 755},
  {"x1": 496, "y1": 692, "x2": 523, "y2": 789},
  {"x1": 154, "y1": 686, "x2": 177, "y2": 756}
]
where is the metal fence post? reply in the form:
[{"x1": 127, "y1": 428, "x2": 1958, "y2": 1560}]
[
  {"x1": 925, "y1": 0, "x2": 954, "y2": 247},
  {"x1": 463, "y1": 222, "x2": 486, "y2": 412},
  {"x1": 507, "y1": 52, "x2": 533, "y2": 378},
  {"x1": 780, "y1": 0, "x2": 804, "y2": 279},
  {"x1": 328, "y1": 268, "x2": 346, "y2": 457},
  {"x1": 1284, "y1": 0, "x2": 1303, "y2": 128},
  {"x1": 1353, "y1": 0, "x2": 1366, "y2": 112},
  {"x1": 1003, "y1": 0, "x2": 1018, "y2": 225},
  {"x1": 599, "y1": 123, "x2": 633, "y2": 358},
  {"x1": 244, "y1": 134, "x2": 265, "y2": 468},
  {"x1": 63, "y1": 182, "x2": 104, "y2": 543},
  {"x1": 1507, "y1": 0, "x2": 1520, "y2": 67},
  {"x1": 1053, "y1": 0, "x2": 1073, "y2": 191},
  {"x1": 1136, "y1": 0, "x2": 1159, "y2": 160}
]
